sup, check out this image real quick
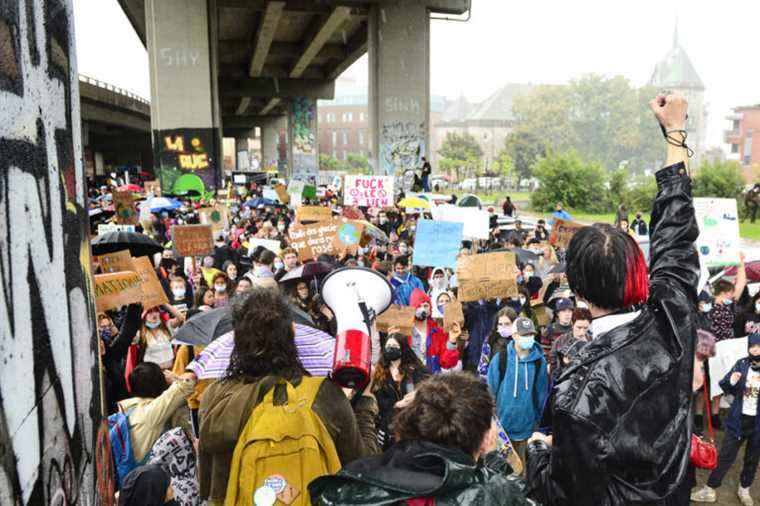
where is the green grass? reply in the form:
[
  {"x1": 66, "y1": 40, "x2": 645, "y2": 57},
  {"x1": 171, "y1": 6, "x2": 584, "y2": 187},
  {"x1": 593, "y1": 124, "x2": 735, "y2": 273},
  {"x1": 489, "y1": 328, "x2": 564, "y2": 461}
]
[
  {"x1": 740, "y1": 222, "x2": 760, "y2": 241},
  {"x1": 450, "y1": 189, "x2": 531, "y2": 203}
]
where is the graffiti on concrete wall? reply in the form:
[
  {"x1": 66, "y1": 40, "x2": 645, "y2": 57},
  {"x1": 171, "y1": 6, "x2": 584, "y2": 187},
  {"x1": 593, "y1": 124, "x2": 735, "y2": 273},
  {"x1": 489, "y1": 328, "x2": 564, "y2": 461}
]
[
  {"x1": 153, "y1": 127, "x2": 218, "y2": 194},
  {"x1": 380, "y1": 121, "x2": 425, "y2": 176},
  {"x1": 291, "y1": 97, "x2": 317, "y2": 179},
  {"x1": 0, "y1": 0, "x2": 100, "y2": 504}
]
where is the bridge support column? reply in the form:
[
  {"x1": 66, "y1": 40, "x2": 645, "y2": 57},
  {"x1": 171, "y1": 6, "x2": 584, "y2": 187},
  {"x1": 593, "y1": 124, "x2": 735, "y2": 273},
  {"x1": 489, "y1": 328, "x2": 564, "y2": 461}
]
[
  {"x1": 289, "y1": 97, "x2": 318, "y2": 182},
  {"x1": 369, "y1": 1, "x2": 430, "y2": 176},
  {"x1": 145, "y1": 0, "x2": 222, "y2": 194},
  {"x1": 261, "y1": 115, "x2": 289, "y2": 174}
]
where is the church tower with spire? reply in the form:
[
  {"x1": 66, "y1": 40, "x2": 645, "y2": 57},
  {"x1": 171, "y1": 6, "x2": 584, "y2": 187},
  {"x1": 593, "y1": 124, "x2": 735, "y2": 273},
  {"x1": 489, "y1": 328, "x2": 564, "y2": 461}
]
[{"x1": 649, "y1": 19, "x2": 707, "y2": 166}]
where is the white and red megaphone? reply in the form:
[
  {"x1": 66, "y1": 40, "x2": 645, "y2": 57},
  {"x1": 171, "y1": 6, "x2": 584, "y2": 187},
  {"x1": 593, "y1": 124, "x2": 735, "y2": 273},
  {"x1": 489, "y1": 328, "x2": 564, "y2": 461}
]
[{"x1": 320, "y1": 267, "x2": 392, "y2": 390}]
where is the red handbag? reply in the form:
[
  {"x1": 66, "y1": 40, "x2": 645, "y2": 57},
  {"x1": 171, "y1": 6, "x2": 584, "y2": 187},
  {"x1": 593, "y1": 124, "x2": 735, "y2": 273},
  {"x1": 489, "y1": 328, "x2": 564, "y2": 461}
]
[{"x1": 690, "y1": 378, "x2": 718, "y2": 469}]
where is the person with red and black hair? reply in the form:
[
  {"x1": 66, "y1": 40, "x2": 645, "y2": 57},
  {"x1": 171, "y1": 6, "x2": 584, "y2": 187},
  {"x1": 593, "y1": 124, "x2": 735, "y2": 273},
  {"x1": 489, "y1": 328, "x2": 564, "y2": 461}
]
[{"x1": 526, "y1": 94, "x2": 701, "y2": 505}]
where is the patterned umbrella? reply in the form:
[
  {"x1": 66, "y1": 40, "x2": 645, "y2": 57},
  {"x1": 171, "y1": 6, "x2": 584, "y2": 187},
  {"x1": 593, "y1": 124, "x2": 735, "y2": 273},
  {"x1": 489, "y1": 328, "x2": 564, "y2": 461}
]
[{"x1": 186, "y1": 325, "x2": 335, "y2": 379}]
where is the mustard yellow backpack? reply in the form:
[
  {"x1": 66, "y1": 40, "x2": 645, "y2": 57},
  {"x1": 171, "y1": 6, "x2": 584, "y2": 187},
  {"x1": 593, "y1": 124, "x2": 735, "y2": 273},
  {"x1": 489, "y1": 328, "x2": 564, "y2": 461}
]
[{"x1": 224, "y1": 377, "x2": 341, "y2": 506}]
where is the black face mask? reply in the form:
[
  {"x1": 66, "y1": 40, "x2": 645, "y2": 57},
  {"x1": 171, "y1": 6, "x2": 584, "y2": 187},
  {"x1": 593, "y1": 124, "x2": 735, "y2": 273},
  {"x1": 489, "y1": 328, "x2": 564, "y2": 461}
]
[
  {"x1": 383, "y1": 347, "x2": 402, "y2": 362},
  {"x1": 750, "y1": 354, "x2": 760, "y2": 371}
]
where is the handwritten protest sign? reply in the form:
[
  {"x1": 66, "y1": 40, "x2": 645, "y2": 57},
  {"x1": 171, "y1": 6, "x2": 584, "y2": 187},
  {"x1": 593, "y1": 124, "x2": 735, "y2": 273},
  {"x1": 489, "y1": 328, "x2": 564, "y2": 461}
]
[
  {"x1": 198, "y1": 206, "x2": 229, "y2": 232},
  {"x1": 376, "y1": 305, "x2": 416, "y2": 336},
  {"x1": 97, "y1": 224, "x2": 136, "y2": 235},
  {"x1": 114, "y1": 190, "x2": 138, "y2": 225},
  {"x1": 144, "y1": 180, "x2": 161, "y2": 196},
  {"x1": 412, "y1": 219, "x2": 463, "y2": 269},
  {"x1": 172, "y1": 225, "x2": 214, "y2": 257},
  {"x1": 247, "y1": 238, "x2": 282, "y2": 256},
  {"x1": 443, "y1": 300, "x2": 465, "y2": 332},
  {"x1": 262, "y1": 187, "x2": 280, "y2": 202},
  {"x1": 296, "y1": 206, "x2": 332, "y2": 223},
  {"x1": 287, "y1": 180, "x2": 305, "y2": 196},
  {"x1": 288, "y1": 219, "x2": 364, "y2": 260},
  {"x1": 430, "y1": 205, "x2": 489, "y2": 240},
  {"x1": 95, "y1": 250, "x2": 134, "y2": 274},
  {"x1": 343, "y1": 175, "x2": 394, "y2": 208},
  {"x1": 456, "y1": 251, "x2": 518, "y2": 302},
  {"x1": 694, "y1": 198, "x2": 741, "y2": 267},
  {"x1": 131, "y1": 256, "x2": 170, "y2": 309},
  {"x1": 94, "y1": 271, "x2": 143, "y2": 312},
  {"x1": 548, "y1": 218, "x2": 584, "y2": 249}
]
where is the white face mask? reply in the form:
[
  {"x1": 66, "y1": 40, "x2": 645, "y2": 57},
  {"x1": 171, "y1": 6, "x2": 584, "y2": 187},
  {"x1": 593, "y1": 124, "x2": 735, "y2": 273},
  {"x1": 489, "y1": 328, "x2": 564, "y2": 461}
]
[
  {"x1": 702, "y1": 303, "x2": 712, "y2": 313},
  {"x1": 755, "y1": 302, "x2": 760, "y2": 314},
  {"x1": 215, "y1": 284, "x2": 226, "y2": 293},
  {"x1": 274, "y1": 260, "x2": 284, "y2": 270},
  {"x1": 172, "y1": 288, "x2": 186, "y2": 299}
]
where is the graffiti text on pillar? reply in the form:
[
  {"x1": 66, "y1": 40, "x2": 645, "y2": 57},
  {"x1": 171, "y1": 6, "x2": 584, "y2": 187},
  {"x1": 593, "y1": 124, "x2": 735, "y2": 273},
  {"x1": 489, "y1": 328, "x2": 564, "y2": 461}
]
[{"x1": 380, "y1": 121, "x2": 426, "y2": 176}]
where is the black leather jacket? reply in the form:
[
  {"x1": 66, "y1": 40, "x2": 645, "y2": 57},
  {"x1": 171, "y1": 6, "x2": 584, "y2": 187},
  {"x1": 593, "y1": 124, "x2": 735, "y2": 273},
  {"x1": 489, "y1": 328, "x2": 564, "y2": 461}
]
[
  {"x1": 309, "y1": 440, "x2": 535, "y2": 505},
  {"x1": 526, "y1": 162, "x2": 699, "y2": 505}
]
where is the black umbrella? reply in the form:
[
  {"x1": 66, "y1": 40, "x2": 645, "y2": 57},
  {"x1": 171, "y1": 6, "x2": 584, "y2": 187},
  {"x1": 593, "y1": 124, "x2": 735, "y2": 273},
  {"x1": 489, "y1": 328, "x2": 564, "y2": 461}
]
[
  {"x1": 278, "y1": 262, "x2": 334, "y2": 284},
  {"x1": 513, "y1": 248, "x2": 540, "y2": 266},
  {"x1": 91, "y1": 231, "x2": 163, "y2": 257},
  {"x1": 549, "y1": 262, "x2": 566, "y2": 274},
  {"x1": 172, "y1": 302, "x2": 314, "y2": 346}
]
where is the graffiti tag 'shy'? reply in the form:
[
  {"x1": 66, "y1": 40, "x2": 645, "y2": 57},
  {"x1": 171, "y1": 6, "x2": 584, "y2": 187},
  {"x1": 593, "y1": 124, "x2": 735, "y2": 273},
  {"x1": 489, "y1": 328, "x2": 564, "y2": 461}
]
[
  {"x1": 380, "y1": 121, "x2": 426, "y2": 176},
  {"x1": 1, "y1": 0, "x2": 99, "y2": 504}
]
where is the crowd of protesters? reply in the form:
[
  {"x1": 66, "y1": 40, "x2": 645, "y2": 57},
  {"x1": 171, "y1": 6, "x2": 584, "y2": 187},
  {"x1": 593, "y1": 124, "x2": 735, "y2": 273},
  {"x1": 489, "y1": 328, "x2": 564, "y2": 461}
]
[{"x1": 89, "y1": 94, "x2": 760, "y2": 506}]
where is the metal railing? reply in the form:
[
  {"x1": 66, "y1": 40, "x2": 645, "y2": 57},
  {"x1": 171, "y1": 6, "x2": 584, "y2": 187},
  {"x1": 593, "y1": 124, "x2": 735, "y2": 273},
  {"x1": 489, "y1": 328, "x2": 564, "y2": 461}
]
[{"x1": 78, "y1": 74, "x2": 150, "y2": 105}]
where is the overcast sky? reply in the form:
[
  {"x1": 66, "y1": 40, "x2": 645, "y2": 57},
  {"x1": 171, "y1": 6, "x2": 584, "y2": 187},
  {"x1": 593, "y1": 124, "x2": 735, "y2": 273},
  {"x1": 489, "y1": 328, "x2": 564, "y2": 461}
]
[{"x1": 74, "y1": 0, "x2": 760, "y2": 148}]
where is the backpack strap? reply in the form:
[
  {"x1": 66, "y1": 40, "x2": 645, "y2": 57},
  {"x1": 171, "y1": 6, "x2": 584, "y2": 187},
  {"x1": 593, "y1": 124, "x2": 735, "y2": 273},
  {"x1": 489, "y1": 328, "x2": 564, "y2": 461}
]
[
  {"x1": 499, "y1": 348, "x2": 507, "y2": 385},
  {"x1": 262, "y1": 376, "x2": 325, "y2": 408}
]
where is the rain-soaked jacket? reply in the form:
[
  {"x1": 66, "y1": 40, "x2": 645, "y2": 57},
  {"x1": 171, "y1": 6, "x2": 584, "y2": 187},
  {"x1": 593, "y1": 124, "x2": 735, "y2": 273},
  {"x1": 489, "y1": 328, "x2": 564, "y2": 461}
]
[
  {"x1": 526, "y1": 162, "x2": 700, "y2": 505},
  {"x1": 309, "y1": 440, "x2": 536, "y2": 505}
]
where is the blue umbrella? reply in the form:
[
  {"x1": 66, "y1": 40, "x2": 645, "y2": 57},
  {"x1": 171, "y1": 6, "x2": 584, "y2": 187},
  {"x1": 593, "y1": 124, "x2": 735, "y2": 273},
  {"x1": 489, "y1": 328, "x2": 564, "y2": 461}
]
[
  {"x1": 244, "y1": 197, "x2": 277, "y2": 208},
  {"x1": 147, "y1": 196, "x2": 181, "y2": 212}
]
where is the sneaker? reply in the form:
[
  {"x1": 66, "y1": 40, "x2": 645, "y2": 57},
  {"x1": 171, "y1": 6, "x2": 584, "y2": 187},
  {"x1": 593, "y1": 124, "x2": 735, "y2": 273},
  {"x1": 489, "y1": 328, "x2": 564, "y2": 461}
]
[
  {"x1": 738, "y1": 486, "x2": 753, "y2": 506},
  {"x1": 690, "y1": 485, "x2": 717, "y2": 503}
]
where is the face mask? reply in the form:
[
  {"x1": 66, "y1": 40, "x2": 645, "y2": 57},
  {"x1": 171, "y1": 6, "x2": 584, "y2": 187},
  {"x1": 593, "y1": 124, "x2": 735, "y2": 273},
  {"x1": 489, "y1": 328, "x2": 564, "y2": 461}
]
[
  {"x1": 519, "y1": 296, "x2": 527, "y2": 306},
  {"x1": 277, "y1": 224, "x2": 286, "y2": 232},
  {"x1": 497, "y1": 326, "x2": 512, "y2": 338},
  {"x1": 228, "y1": 272, "x2": 237, "y2": 281},
  {"x1": 702, "y1": 303, "x2": 712, "y2": 313},
  {"x1": 437, "y1": 304, "x2": 446, "y2": 315},
  {"x1": 383, "y1": 346, "x2": 402, "y2": 362},
  {"x1": 516, "y1": 275, "x2": 524, "y2": 284},
  {"x1": 524, "y1": 271, "x2": 534, "y2": 278},
  {"x1": 215, "y1": 284, "x2": 226, "y2": 293},
  {"x1": 751, "y1": 354, "x2": 760, "y2": 371},
  {"x1": 379, "y1": 217, "x2": 388, "y2": 224},
  {"x1": 357, "y1": 260, "x2": 365, "y2": 267},
  {"x1": 274, "y1": 260, "x2": 284, "y2": 270},
  {"x1": 755, "y1": 302, "x2": 760, "y2": 313},
  {"x1": 517, "y1": 335, "x2": 535, "y2": 350},
  {"x1": 399, "y1": 246, "x2": 408, "y2": 254},
  {"x1": 172, "y1": 288, "x2": 186, "y2": 299},
  {"x1": 415, "y1": 307, "x2": 429, "y2": 320},
  {"x1": 723, "y1": 299, "x2": 733, "y2": 306},
  {"x1": 145, "y1": 320, "x2": 160, "y2": 330},
  {"x1": 100, "y1": 328, "x2": 113, "y2": 342}
]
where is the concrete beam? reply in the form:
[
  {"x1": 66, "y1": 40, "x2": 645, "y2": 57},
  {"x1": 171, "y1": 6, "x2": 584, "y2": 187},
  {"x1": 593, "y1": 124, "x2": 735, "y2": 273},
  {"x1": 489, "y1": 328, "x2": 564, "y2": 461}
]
[
  {"x1": 220, "y1": 77, "x2": 335, "y2": 99},
  {"x1": 249, "y1": 1, "x2": 284, "y2": 78},
  {"x1": 117, "y1": 0, "x2": 147, "y2": 46},
  {"x1": 218, "y1": 0, "x2": 368, "y2": 14},
  {"x1": 260, "y1": 98, "x2": 281, "y2": 115},
  {"x1": 235, "y1": 97, "x2": 252, "y2": 115},
  {"x1": 219, "y1": 41, "x2": 347, "y2": 62},
  {"x1": 289, "y1": 6, "x2": 352, "y2": 78},
  {"x1": 326, "y1": 21, "x2": 367, "y2": 79},
  {"x1": 223, "y1": 114, "x2": 280, "y2": 128},
  {"x1": 80, "y1": 101, "x2": 151, "y2": 132}
]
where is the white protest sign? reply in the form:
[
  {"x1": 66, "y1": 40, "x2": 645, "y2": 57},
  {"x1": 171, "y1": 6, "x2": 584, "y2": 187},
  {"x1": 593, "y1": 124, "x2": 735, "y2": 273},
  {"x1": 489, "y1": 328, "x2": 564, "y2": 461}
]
[
  {"x1": 287, "y1": 180, "x2": 305, "y2": 196},
  {"x1": 97, "y1": 224, "x2": 136, "y2": 235},
  {"x1": 248, "y1": 238, "x2": 282, "y2": 256},
  {"x1": 709, "y1": 336, "x2": 747, "y2": 397},
  {"x1": 262, "y1": 187, "x2": 280, "y2": 202},
  {"x1": 694, "y1": 198, "x2": 741, "y2": 267},
  {"x1": 430, "y1": 204, "x2": 489, "y2": 240},
  {"x1": 343, "y1": 175, "x2": 394, "y2": 208}
]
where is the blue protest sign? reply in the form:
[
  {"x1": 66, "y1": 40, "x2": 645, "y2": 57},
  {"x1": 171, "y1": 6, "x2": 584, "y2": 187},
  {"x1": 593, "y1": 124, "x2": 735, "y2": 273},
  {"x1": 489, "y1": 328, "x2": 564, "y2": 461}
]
[{"x1": 412, "y1": 219, "x2": 464, "y2": 269}]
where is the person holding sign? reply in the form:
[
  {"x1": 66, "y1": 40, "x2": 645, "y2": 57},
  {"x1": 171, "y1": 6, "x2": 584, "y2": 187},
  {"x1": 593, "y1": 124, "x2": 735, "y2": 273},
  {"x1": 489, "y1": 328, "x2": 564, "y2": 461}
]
[
  {"x1": 390, "y1": 256, "x2": 425, "y2": 306},
  {"x1": 527, "y1": 94, "x2": 701, "y2": 505},
  {"x1": 408, "y1": 289, "x2": 463, "y2": 374}
]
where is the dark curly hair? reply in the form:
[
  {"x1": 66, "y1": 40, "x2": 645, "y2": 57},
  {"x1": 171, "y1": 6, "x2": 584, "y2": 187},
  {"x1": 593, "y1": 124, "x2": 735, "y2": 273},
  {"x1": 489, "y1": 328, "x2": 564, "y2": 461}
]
[
  {"x1": 393, "y1": 372, "x2": 494, "y2": 457},
  {"x1": 225, "y1": 288, "x2": 306, "y2": 381},
  {"x1": 371, "y1": 333, "x2": 426, "y2": 391}
]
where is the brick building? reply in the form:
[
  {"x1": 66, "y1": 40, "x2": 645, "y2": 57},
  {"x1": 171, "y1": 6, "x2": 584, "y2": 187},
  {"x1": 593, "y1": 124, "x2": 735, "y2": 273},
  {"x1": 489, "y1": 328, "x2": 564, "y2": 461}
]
[{"x1": 725, "y1": 105, "x2": 760, "y2": 182}]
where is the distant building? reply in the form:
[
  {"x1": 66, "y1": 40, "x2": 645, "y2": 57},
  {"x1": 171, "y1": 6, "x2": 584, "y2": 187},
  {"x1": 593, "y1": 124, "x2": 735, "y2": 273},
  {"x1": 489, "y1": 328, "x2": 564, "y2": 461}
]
[
  {"x1": 432, "y1": 84, "x2": 534, "y2": 174},
  {"x1": 649, "y1": 22, "x2": 707, "y2": 166},
  {"x1": 724, "y1": 105, "x2": 760, "y2": 182}
]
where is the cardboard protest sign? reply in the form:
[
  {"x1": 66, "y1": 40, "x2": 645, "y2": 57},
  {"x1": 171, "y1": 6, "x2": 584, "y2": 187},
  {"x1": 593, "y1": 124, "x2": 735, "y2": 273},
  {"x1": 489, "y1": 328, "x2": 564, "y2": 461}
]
[
  {"x1": 343, "y1": 175, "x2": 394, "y2": 208},
  {"x1": 97, "y1": 224, "x2": 136, "y2": 235},
  {"x1": 247, "y1": 238, "x2": 282, "y2": 256},
  {"x1": 274, "y1": 184, "x2": 290, "y2": 205},
  {"x1": 144, "y1": 180, "x2": 161, "y2": 196},
  {"x1": 95, "y1": 250, "x2": 134, "y2": 274},
  {"x1": 376, "y1": 305, "x2": 416, "y2": 336},
  {"x1": 412, "y1": 219, "x2": 463, "y2": 269},
  {"x1": 172, "y1": 224, "x2": 214, "y2": 257},
  {"x1": 131, "y1": 256, "x2": 170, "y2": 309},
  {"x1": 694, "y1": 197, "x2": 741, "y2": 267},
  {"x1": 548, "y1": 219, "x2": 584, "y2": 249},
  {"x1": 456, "y1": 251, "x2": 518, "y2": 302},
  {"x1": 198, "y1": 206, "x2": 229, "y2": 232},
  {"x1": 114, "y1": 190, "x2": 138, "y2": 225},
  {"x1": 443, "y1": 300, "x2": 465, "y2": 332},
  {"x1": 297, "y1": 206, "x2": 332, "y2": 223},
  {"x1": 288, "y1": 219, "x2": 364, "y2": 260},
  {"x1": 94, "y1": 271, "x2": 143, "y2": 312},
  {"x1": 430, "y1": 205, "x2": 489, "y2": 240},
  {"x1": 533, "y1": 304, "x2": 552, "y2": 327}
]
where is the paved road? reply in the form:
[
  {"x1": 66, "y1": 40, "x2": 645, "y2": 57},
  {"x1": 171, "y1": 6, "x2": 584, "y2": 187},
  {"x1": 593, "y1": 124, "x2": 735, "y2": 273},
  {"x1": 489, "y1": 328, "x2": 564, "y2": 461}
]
[{"x1": 693, "y1": 426, "x2": 759, "y2": 504}]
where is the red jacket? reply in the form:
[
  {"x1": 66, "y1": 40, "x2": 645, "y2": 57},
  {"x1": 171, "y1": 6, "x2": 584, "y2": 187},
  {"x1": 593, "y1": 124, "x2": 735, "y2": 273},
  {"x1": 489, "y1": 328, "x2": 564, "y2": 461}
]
[{"x1": 408, "y1": 289, "x2": 460, "y2": 372}]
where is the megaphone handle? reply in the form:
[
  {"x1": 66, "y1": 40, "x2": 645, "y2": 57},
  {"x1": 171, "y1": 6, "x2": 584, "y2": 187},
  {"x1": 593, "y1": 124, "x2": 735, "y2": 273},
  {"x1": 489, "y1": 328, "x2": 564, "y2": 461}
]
[{"x1": 358, "y1": 301, "x2": 373, "y2": 335}]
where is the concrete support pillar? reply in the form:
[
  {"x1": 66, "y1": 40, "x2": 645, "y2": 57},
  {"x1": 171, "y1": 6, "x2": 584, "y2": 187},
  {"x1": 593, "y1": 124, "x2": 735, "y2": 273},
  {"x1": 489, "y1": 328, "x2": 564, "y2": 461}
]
[
  {"x1": 235, "y1": 136, "x2": 250, "y2": 171},
  {"x1": 145, "y1": 0, "x2": 222, "y2": 193},
  {"x1": 261, "y1": 115, "x2": 289, "y2": 174},
  {"x1": 369, "y1": 1, "x2": 430, "y2": 176},
  {"x1": 289, "y1": 97, "x2": 319, "y2": 182}
]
